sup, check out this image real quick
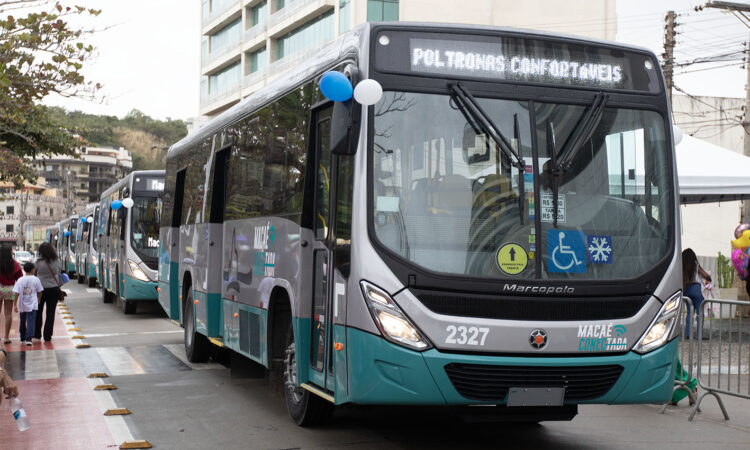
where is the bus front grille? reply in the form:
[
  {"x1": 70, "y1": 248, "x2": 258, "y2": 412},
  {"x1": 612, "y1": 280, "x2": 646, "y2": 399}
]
[
  {"x1": 444, "y1": 363, "x2": 624, "y2": 402},
  {"x1": 416, "y1": 292, "x2": 648, "y2": 321}
]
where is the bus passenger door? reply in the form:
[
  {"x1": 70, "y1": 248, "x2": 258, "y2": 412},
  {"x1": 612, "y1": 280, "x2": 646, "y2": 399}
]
[{"x1": 309, "y1": 105, "x2": 336, "y2": 392}]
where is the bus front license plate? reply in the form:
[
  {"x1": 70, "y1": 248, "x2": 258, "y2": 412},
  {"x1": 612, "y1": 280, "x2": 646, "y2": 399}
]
[{"x1": 507, "y1": 387, "x2": 565, "y2": 407}]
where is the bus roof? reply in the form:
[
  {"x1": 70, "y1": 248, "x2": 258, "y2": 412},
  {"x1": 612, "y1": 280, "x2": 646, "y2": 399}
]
[{"x1": 168, "y1": 21, "x2": 659, "y2": 160}]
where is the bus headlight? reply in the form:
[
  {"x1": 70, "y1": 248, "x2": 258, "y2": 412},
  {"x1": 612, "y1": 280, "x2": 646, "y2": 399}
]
[
  {"x1": 360, "y1": 280, "x2": 431, "y2": 351},
  {"x1": 633, "y1": 291, "x2": 681, "y2": 354},
  {"x1": 128, "y1": 260, "x2": 150, "y2": 282}
]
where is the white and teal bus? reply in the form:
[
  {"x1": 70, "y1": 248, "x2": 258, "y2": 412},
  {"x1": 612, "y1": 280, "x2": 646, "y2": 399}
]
[
  {"x1": 60, "y1": 215, "x2": 78, "y2": 275},
  {"x1": 160, "y1": 23, "x2": 681, "y2": 425},
  {"x1": 99, "y1": 171, "x2": 164, "y2": 314},
  {"x1": 74, "y1": 203, "x2": 99, "y2": 287}
]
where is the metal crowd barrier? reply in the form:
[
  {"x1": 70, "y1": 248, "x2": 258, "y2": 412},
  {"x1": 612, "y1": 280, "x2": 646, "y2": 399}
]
[{"x1": 663, "y1": 295, "x2": 750, "y2": 421}]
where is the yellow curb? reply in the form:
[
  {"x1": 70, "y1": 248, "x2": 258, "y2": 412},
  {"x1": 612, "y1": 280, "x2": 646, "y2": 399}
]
[
  {"x1": 104, "y1": 408, "x2": 131, "y2": 416},
  {"x1": 75, "y1": 343, "x2": 90, "y2": 349},
  {"x1": 65, "y1": 321, "x2": 75, "y2": 325},
  {"x1": 94, "y1": 384, "x2": 117, "y2": 390},
  {"x1": 120, "y1": 441, "x2": 152, "y2": 449},
  {"x1": 87, "y1": 373, "x2": 109, "y2": 378},
  {"x1": 72, "y1": 335, "x2": 85, "y2": 339},
  {"x1": 68, "y1": 328, "x2": 81, "y2": 331}
]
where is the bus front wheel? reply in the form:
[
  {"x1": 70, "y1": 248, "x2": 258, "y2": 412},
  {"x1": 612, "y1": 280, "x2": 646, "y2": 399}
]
[
  {"x1": 102, "y1": 288, "x2": 113, "y2": 304},
  {"x1": 283, "y1": 319, "x2": 334, "y2": 426},
  {"x1": 184, "y1": 289, "x2": 210, "y2": 362}
]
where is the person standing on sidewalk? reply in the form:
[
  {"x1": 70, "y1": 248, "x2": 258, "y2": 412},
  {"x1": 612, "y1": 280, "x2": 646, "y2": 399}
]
[
  {"x1": 683, "y1": 248, "x2": 711, "y2": 337},
  {"x1": 0, "y1": 247, "x2": 23, "y2": 345},
  {"x1": 34, "y1": 243, "x2": 63, "y2": 342},
  {"x1": 13, "y1": 262, "x2": 44, "y2": 346}
]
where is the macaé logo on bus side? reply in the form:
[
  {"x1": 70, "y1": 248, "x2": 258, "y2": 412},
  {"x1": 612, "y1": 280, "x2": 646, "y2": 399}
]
[
  {"x1": 577, "y1": 323, "x2": 627, "y2": 352},
  {"x1": 253, "y1": 223, "x2": 276, "y2": 277}
]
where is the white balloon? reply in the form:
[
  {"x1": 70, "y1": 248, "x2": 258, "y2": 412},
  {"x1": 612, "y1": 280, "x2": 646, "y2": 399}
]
[
  {"x1": 353, "y1": 79, "x2": 383, "y2": 106},
  {"x1": 87, "y1": 216, "x2": 94, "y2": 223},
  {"x1": 122, "y1": 197, "x2": 135, "y2": 209},
  {"x1": 673, "y1": 124, "x2": 683, "y2": 146}
]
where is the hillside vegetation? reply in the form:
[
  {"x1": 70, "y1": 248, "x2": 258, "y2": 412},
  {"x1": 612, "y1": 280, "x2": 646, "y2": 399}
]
[{"x1": 48, "y1": 107, "x2": 188, "y2": 170}]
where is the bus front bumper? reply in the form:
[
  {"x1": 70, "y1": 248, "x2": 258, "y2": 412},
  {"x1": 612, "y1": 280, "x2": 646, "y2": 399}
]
[
  {"x1": 345, "y1": 327, "x2": 676, "y2": 406},
  {"x1": 121, "y1": 275, "x2": 158, "y2": 301}
]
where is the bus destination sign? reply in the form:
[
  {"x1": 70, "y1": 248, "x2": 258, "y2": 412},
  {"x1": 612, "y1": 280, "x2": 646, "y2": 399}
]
[
  {"x1": 411, "y1": 39, "x2": 623, "y2": 87},
  {"x1": 372, "y1": 30, "x2": 660, "y2": 92}
]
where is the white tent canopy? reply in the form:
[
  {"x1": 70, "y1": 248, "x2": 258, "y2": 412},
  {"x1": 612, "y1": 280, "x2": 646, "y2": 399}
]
[{"x1": 676, "y1": 134, "x2": 750, "y2": 204}]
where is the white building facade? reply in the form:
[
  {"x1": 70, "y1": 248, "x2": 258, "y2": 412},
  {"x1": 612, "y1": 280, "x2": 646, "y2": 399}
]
[{"x1": 200, "y1": 0, "x2": 617, "y2": 116}]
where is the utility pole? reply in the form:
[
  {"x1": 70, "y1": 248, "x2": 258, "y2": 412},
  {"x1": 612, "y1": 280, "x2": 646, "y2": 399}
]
[
  {"x1": 702, "y1": 1, "x2": 750, "y2": 222},
  {"x1": 663, "y1": 10, "x2": 677, "y2": 109}
]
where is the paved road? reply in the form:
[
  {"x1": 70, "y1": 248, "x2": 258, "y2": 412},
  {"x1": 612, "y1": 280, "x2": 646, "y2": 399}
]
[{"x1": 6, "y1": 282, "x2": 750, "y2": 449}]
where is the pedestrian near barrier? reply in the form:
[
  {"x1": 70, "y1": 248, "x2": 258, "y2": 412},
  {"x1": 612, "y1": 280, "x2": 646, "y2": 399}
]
[
  {"x1": 13, "y1": 262, "x2": 44, "y2": 346},
  {"x1": 34, "y1": 242, "x2": 64, "y2": 342}
]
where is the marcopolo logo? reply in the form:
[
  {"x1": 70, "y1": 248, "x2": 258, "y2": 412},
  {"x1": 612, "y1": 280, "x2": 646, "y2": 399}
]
[
  {"x1": 529, "y1": 329, "x2": 548, "y2": 350},
  {"x1": 577, "y1": 323, "x2": 627, "y2": 352},
  {"x1": 503, "y1": 284, "x2": 575, "y2": 295}
]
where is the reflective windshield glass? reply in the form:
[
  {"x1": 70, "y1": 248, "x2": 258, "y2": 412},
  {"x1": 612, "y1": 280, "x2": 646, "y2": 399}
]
[
  {"x1": 372, "y1": 91, "x2": 672, "y2": 280},
  {"x1": 130, "y1": 197, "x2": 162, "y2": 258}
]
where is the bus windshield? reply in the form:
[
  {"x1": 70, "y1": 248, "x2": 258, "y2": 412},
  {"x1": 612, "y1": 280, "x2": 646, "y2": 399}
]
[
  {"x1": 371, "y1": 91, "x2": 672, "y2": 280},
  {"x1": 130, "y1": 196, "x2": 162, "y2": 259}
]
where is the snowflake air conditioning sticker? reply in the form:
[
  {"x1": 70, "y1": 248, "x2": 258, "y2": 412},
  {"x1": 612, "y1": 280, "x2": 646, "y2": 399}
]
[{"x1": 587, "y1": 235, "x2": 613, "y2": 264}]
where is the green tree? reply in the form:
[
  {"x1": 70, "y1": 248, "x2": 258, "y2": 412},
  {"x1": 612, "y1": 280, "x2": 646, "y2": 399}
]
[{"x1": 0, "y1": 1, "x2": 101, "y2": 187}]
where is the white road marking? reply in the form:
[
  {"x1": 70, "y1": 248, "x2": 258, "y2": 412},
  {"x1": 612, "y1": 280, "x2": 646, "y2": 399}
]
[
  {"x1": 23, "y1": 350, "x2": 60, "y2": 380},
  {"x1": 82, "y1": 330, "x2": 183, "y2": 338},
  {"x1": 88, "y1": 377, "x2": 134, "y2": 444},
  {"x1": 86, "y1": 288, "x2": 99, "y2": 293},
  {"x1": 96, "y1": 347, "x2": 146, "y2": 376},
  {"x1": 163, "y1": 344, "x2": 223, "y2": 370}
]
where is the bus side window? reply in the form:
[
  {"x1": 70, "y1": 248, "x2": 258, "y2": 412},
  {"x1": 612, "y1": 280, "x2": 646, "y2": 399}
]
[
  {"x1": 314, "y1": 114, "x2": 332, "y2": 241},
  {"x1": 334, "y1": 154, "x2": 354, "y2": 277},
  {"x1": 173, "y1": 169, "x2": 186, "y2": 227},
  {"x1": 209, "y1": 148, "x2": 230, "y2": 223}
]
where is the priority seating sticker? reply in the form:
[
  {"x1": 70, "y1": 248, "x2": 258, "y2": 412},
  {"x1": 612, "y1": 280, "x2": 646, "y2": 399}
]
[{"x1": 496, "y1": 243, "x2": 528, "y2": 275}]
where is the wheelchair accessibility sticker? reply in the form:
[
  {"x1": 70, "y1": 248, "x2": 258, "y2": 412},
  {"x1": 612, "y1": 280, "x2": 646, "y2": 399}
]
[{"x1": 547, "y1": 229, "x2": 586, "y2": 273}]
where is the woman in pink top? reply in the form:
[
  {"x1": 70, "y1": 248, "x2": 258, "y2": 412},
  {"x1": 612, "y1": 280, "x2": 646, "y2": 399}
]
[{"x1": 0, "y1": 247, "x2": 23, "y2": 344}]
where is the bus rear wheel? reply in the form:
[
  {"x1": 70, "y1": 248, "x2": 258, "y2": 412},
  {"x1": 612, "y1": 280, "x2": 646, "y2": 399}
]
[
  {"x1": 184, "y1": 289, "x2": 210, "y2": 362},
  {"x1": 77, "y1": 273, "x2": 85, "y2": 284},
  {"x1": 283, "y1": 320, "x2": 334, "y2": 426},
  {"x1": 122, "y1": 299, "x2": 136, "y2": 315},
  {"x1": 102, "y1": 288, "x2": 113, "y2": 304},
  {"x1": 88, "y1": 277, "x2": 96, "y2": 288}
]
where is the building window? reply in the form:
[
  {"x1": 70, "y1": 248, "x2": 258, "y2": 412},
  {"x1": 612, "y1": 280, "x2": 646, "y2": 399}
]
[
  {"x1": 276, "y1": 11, "x2": 334, "y2": 60},
  {"x1": 275, "y1": 0, "x2": 285, "y2": 12},
  {"x1": 6, "y1": 224, "x2": 12, "y2": 233},
  {"x1": 208, "y1": 18, "x2": 241, "y2": 55},
  {"x1": 50, "y1": 208, "x2": 54, "y2": 217},
  {"x1": 208, "y1": 62, "x2": 241, "y2": 97},
  {"x1": 36, "y1": 207, "x2": 40, "y2": 216},
  {"x1": 367, "y1": 0, "x2": 398, "y2": 22},
  {"x1": 251, "y1": 1, "x2": 267, "y2": 27},
  {"x1": 340, "y1": 0, "x2": 351, "y2": 32},
  {"x1": 249, "y1": 47, "x2": 267, "y2": 74},
  {"x1": 6, "y1": 206, "x2": 13, "y2": 215}
]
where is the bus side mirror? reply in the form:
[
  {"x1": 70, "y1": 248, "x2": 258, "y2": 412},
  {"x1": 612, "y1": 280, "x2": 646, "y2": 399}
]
[{"x1": 331, "y1": 100, "x2": 360, "y2": 156}]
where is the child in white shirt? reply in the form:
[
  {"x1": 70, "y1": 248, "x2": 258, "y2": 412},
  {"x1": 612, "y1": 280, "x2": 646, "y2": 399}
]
[{"x1": 13, "y1": 262, "x2": 44, "y2": 346}]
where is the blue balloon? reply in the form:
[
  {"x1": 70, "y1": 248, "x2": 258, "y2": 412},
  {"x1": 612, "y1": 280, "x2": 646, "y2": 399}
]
[
  {"x1": 79, "y1": 217, "x2": 86, "y2": 223},
  {"x1": 320, "y1": 71, "x2": 352, "y2": 102},
  {"x1": 64, "y1": 231, "x2": 71, "y2": 237},
  {"x1": 111, "y1": 200, "x2": 123, "y2": 210}
]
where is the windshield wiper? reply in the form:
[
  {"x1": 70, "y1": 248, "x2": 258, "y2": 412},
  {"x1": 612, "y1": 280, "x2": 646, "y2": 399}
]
[
  {"x1": 448, "y1": 82, "x2": 526, "y2": 223},
  {"x1": 545, "y1": 92, "x2": 609, "y2": 227}
]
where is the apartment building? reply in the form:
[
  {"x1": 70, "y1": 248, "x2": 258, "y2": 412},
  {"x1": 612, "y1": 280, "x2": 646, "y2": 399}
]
[
  {"x1": 0, "y1": 179, "x2": 68, "y2": 250},
  {"x1": 34, "y1": 146, "x2": 133, "y2": 215},
  {"x1": 200, "y1": 0, "x2": 617, "y2": 116}
]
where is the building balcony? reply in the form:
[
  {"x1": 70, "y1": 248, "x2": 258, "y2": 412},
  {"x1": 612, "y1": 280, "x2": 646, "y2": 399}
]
[
  {"x1": 200, "y1": 85, "x2": 242, "y2": 115},
  {"x1": 202, "y1": 0, "x2": 242, "y2": 30},
  {"x1": 267, "y1": 0, "x2": 335, "y2": 38},
  {"x1": 243, "y1": 22, "x2": 267, "y2": 44},
  {"x1": 202, "y1": 42, "x2": 243, "y2": 74},
  {"x1": 242, "y1": 70, "x2": 265, "y2": 89}
]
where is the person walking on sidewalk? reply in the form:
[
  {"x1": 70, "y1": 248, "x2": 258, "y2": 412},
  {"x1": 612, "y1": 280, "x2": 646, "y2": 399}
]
[
  {"x1": 0, "y1": 247, "x2": 23, "y2": 345},
  {"x1": 13, "y1": 262, "x2": 44, "y2": 346},
  {"x1": 34, "y1": 243, "x2": 63, "y2": 342}
]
